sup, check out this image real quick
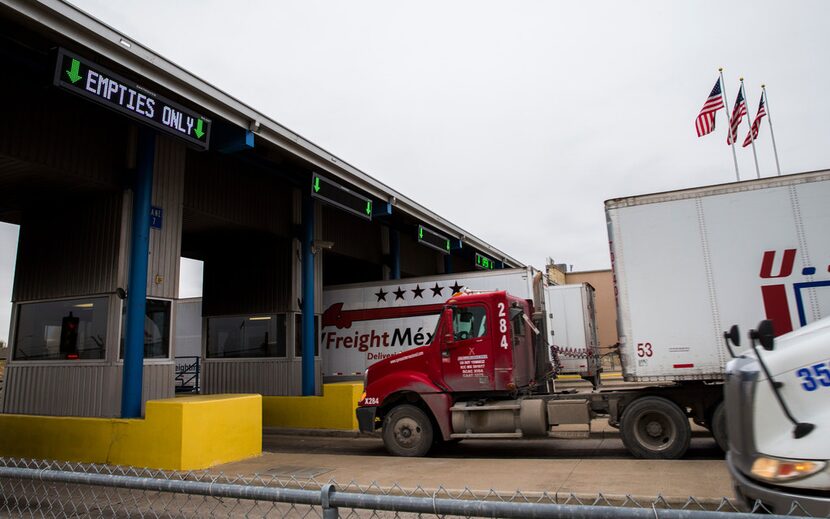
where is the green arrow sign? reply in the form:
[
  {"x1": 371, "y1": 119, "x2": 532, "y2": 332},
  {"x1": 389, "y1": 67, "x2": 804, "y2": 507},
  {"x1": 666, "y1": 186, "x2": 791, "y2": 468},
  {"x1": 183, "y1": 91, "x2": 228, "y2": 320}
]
[
  {"x1": 417, "y1": 225, "x2": 451, "y2": 255},
  {"x1": 193, "y1": 119, "x2": 205, "y2": 139},
  {"x1": 65, "y1": 58, "x2": 83, "y2": 84},
  {"x1": 365, "y1": 200, "x2": 372, "y2": 216},
  {"x1": 313, "y1": 177, "x2": 321, "y2": 193}
]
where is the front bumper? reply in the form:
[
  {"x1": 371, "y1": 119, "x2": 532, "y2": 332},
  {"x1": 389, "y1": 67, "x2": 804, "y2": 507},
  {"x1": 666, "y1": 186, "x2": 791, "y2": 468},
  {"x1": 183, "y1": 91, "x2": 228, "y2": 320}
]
[
  {"x1": 727, "y1": 452, "x2": 830, "y2": 516},
  {"x1": 356, "y1": 406, "x2": 377, "y2": 434}
]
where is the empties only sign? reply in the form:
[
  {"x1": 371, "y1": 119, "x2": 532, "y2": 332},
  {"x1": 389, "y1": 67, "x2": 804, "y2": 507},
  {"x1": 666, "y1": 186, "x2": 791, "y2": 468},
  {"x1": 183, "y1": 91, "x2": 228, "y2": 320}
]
[{"x1": 53, "y1": 48, "x2": 211, "y2": 149}]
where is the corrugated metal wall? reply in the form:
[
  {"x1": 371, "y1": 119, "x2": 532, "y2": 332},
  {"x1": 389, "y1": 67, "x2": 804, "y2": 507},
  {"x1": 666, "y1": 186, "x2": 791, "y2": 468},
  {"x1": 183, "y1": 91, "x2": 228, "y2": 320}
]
[
  {"x1": 146, "y1": 136, "x2": 186, "y2": 299},
  {"x1": 2, "y1": 363, "x2": 173, "y2": 417},
  {"x1": 183, "y1": 151, "x2": 292, "y2": 236},
  {"x1": 321, "y1": 205, "x2": 382, "y2": 263},
  {"x1": 202, "y1": 358, "x2": 319, "y2": 395},
  {"x1": 0, "y1": 85, "x2": 126, "y2": 189},
  {"x1": 13, "y1": 193, "x2": 123, "y2": 301}
]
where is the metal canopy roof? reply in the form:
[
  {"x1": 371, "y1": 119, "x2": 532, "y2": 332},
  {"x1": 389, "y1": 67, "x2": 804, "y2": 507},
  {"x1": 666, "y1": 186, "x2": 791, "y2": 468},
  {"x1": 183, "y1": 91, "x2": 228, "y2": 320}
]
[{"x1": 1, "y1": 0, "x2": 523, "y2": 268}]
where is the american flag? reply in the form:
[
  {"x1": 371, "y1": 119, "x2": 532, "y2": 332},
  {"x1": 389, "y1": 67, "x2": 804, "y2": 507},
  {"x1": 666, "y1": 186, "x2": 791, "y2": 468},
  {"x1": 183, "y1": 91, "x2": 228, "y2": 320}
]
[
  {"x1": 742, "y1": 95, "x2": 767, "y2": 147},
  {"x1": 727, "y1": 88, "x2": 747, "y2": 145},
  {"x1": 695, "y1": 79, "x2": 724, "y2": 137}
]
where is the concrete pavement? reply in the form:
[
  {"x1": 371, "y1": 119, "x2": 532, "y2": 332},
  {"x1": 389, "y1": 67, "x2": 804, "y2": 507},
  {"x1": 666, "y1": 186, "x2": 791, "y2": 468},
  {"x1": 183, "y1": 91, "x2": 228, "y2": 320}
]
[{"x1": 214, "y1": 429, "x2": 733, "y2": 505}]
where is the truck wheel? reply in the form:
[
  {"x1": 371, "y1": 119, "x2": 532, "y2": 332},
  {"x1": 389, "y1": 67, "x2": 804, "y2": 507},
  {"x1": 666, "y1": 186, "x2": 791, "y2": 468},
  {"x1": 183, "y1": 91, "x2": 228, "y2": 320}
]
[
  {"x1": 382, "y1": 405, "x2": 434, "y2": 457},
  {"x1": 711, "y1": 401, "x2": 728, "y2": 453},
  {"x1": 620, "y1": 397, "x2": 691, "y2": 459}
]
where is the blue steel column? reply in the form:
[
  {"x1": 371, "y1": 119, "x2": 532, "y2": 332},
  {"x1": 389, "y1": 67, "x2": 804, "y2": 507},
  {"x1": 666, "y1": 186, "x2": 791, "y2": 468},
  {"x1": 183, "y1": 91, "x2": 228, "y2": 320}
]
[
  {"x1": 302, "y1": 195, "x2": 316, "y2": 396},
  {"x1": 389, "y1": 228, "x2": 400, "y2": 280},
  {"x1": 121, "y1": 128, "x2": 154, "y2": 418}
]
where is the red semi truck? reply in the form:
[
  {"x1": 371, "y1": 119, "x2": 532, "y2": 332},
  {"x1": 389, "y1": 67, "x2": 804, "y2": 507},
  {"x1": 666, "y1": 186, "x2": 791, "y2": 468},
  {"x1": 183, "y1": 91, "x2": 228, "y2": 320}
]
[{"x1": 356, "y1": 288, "x2": 722, "y2": 458}]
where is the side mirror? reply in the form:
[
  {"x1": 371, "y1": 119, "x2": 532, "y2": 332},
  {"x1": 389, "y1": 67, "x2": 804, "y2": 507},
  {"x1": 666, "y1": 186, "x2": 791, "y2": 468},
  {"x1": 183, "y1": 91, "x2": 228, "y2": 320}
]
[
  {"x1": 443, "y1": 332, "x2": 454, "y2": 344},
  {"x1": 749, "y1": 320, "x2": 775, "y2": 351},
  {"x1": 724, "y1": 325, "x2": 741, "y2": 347}
]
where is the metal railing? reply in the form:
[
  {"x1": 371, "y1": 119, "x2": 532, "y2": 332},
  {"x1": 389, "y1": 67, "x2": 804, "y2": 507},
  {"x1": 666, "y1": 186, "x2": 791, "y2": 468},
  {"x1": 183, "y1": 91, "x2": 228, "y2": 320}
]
[
  {"x1": 174, "y1": 355, "x2": 200, "y2": 393},
  {"x1": 0, "y1": 458, "x2": 821, "y2": 518}
]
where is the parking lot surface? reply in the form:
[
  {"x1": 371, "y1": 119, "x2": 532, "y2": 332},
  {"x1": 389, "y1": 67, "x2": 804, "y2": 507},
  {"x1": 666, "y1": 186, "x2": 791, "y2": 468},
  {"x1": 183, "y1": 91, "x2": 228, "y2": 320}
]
[{"x1": 215, "y1": 427, "x2": 732, "y2": 501}]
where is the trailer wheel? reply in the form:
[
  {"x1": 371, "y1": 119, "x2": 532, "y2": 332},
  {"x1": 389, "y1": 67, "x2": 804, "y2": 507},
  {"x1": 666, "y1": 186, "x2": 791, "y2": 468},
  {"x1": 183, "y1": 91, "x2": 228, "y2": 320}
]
[
  {"x1": 711, "y1": 401, "x2": 728, "y2": 453},
  {"x1": 382, "y1": 404, "x2": 434, "y2": 457},
  {"x1": 620, "y1": 397, "x2": 691, "y2": 459}
]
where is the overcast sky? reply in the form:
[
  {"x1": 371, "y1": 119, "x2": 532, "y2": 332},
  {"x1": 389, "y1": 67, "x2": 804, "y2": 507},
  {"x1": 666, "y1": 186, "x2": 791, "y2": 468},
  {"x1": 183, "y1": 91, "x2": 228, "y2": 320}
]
[{"x1": 2, "y1": 0, "x2": 829, "y2": 343}]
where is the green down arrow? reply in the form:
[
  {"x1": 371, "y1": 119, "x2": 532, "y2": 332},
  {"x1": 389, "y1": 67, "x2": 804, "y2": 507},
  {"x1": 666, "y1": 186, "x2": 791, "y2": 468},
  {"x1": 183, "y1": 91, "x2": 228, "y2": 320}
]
[
  {"x1": 418, "y1": 227, "x2": 424, "y2": 239},
  {"x1": 365, "y1": 200, "x2": 372, "y2": 216},
  {"x1": 65, "y1": 58, "x2": 83, "y2": 84},
  {"x1": 194, "y1": 119, "x2": 205, "y2": 139},
  {"x1": 313, "y1": 177, "x2": 321, "y2": 193}
]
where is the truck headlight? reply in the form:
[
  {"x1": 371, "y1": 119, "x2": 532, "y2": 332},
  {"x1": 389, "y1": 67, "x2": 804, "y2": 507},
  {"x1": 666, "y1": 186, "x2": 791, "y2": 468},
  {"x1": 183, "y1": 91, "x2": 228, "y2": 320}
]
[{"x1": 750, "y1": 456, "x2": 826, "y2": 483}]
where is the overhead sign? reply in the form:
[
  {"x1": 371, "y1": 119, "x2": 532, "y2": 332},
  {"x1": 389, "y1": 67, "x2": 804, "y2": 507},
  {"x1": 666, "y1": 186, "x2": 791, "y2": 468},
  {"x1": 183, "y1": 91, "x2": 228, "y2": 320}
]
[
  {"x1": 474, "y1": 253, "x2": 496, "y2": 270},
  {"x1": 53, "y1": 48, "x2": 211, "y2": 149},
  {"x1": 417, "y1": 225, "x2": 451, "y2": 255},
  {"x1": 311, "y1": 173, "x2": 373, "y2": 221}
]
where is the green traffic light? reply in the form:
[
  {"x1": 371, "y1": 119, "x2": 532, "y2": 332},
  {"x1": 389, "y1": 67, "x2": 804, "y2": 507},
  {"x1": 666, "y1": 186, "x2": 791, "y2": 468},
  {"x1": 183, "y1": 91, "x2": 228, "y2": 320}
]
[{"x1": 194, "y1": 119, "x2": 205, "y2": 139}]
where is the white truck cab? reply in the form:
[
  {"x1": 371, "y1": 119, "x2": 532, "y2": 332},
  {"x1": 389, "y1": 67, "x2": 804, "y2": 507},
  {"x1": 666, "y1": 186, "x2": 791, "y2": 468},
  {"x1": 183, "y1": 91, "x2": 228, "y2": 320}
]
[{"x1": 725, "y1": 316, "x2": 830, "y2": 515}]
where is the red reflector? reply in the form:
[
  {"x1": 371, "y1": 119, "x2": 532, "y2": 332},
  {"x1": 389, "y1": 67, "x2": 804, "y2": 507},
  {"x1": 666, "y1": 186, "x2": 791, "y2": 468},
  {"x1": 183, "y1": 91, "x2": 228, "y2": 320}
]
[
  {"x1": 673, "y1": 363, "x2": 694, "y2": 368},
  {"x1": 67, "y1": 354, "x2": 79, "y2": 359}
]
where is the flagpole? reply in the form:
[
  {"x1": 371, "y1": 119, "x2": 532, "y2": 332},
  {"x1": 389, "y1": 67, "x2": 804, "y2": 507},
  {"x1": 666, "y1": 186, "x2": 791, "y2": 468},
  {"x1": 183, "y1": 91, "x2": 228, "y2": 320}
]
[
  {"x1": 720, "y1": 69, "x2": 740, "y2": 182},
  {"x1": 741, "y1": 79, "x2": 761, "y2": 179},
  {"x1": 762, "y1": 85, "x2": 782, "y2": 176}
]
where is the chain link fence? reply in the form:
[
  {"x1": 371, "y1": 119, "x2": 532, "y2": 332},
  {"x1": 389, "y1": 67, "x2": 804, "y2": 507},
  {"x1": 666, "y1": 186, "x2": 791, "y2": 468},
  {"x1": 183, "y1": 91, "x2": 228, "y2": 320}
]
[{"x1": 0, "y1": 458, "x2": 822, "y2": 518}]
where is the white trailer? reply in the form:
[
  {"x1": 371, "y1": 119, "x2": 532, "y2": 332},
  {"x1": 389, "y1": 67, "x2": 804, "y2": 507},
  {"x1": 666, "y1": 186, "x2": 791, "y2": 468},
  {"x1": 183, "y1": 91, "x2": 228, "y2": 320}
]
[
  {"x1": 322, "y1": 267, "x2": 543, "y2": 378},
  {"x1": 606, "y1": 170, "x2": 830, "y2": 383},
  {"x1": 322, "y1": 268, "x2": 602, "y2": 380}
]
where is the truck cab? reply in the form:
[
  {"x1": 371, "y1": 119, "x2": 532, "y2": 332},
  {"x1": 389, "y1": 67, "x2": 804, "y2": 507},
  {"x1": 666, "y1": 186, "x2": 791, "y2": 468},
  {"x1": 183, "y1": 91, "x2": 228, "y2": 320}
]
[{"x1": 725, "y1": 317, "x2": 830, "y2": 515}]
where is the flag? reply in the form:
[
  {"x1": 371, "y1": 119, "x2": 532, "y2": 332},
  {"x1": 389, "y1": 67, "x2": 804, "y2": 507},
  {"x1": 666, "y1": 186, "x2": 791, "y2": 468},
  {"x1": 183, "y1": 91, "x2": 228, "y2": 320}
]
[
  {"x1": 727, "y1": 88, "x2": 747, "y2": 145},
  {"x1": 695, "y1": 79, "x2": 724, "y2": 137},
  {"x1": 742, "y1": 95, "x2": 767, "y2": 147}
]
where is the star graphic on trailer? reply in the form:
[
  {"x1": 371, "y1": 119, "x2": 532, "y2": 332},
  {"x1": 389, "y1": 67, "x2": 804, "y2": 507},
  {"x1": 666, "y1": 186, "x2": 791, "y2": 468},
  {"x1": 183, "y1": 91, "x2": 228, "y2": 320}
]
[
  {"x1": 430, "y1": 283, "x2": 444, "y2": 297},
  {"x1": 393, "y1": 287, "x2": 406, "y2": 301},
  {"x1": 412, "y1": 285, "x2": 424, "y2": 298},
  {"x1": 374, "y1": 288, "x2": 387, "y2": 302},
  {"x1": 450, "y1": 282, "x2": 464, "y2": 293}
]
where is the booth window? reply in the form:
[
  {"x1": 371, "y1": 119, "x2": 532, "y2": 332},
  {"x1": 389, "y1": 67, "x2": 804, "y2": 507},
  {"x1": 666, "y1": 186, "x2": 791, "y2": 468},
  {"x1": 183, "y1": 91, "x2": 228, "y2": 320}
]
[
  {"x1": 294, "y1": 314, "x2": 319, "y2": 357},
  {"x1": 207, "y1": 314, "x2": 286, "y2": 358},
  {"x1": 13, "y1": 297, "x2": 108, "y2": 360},
  {"x1": 119, "y1": 298, "x2": 171, "y2": 359}
]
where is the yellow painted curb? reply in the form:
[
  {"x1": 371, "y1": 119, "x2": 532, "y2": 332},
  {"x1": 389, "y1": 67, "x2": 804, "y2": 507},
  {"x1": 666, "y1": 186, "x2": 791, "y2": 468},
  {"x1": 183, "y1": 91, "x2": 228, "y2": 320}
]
[
  {"x1": 0, "y1": 394, "x2": 262, "y2": 471},
  {"x1": 263, "y1": 382, "x2": 362, "y2": 430}
]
